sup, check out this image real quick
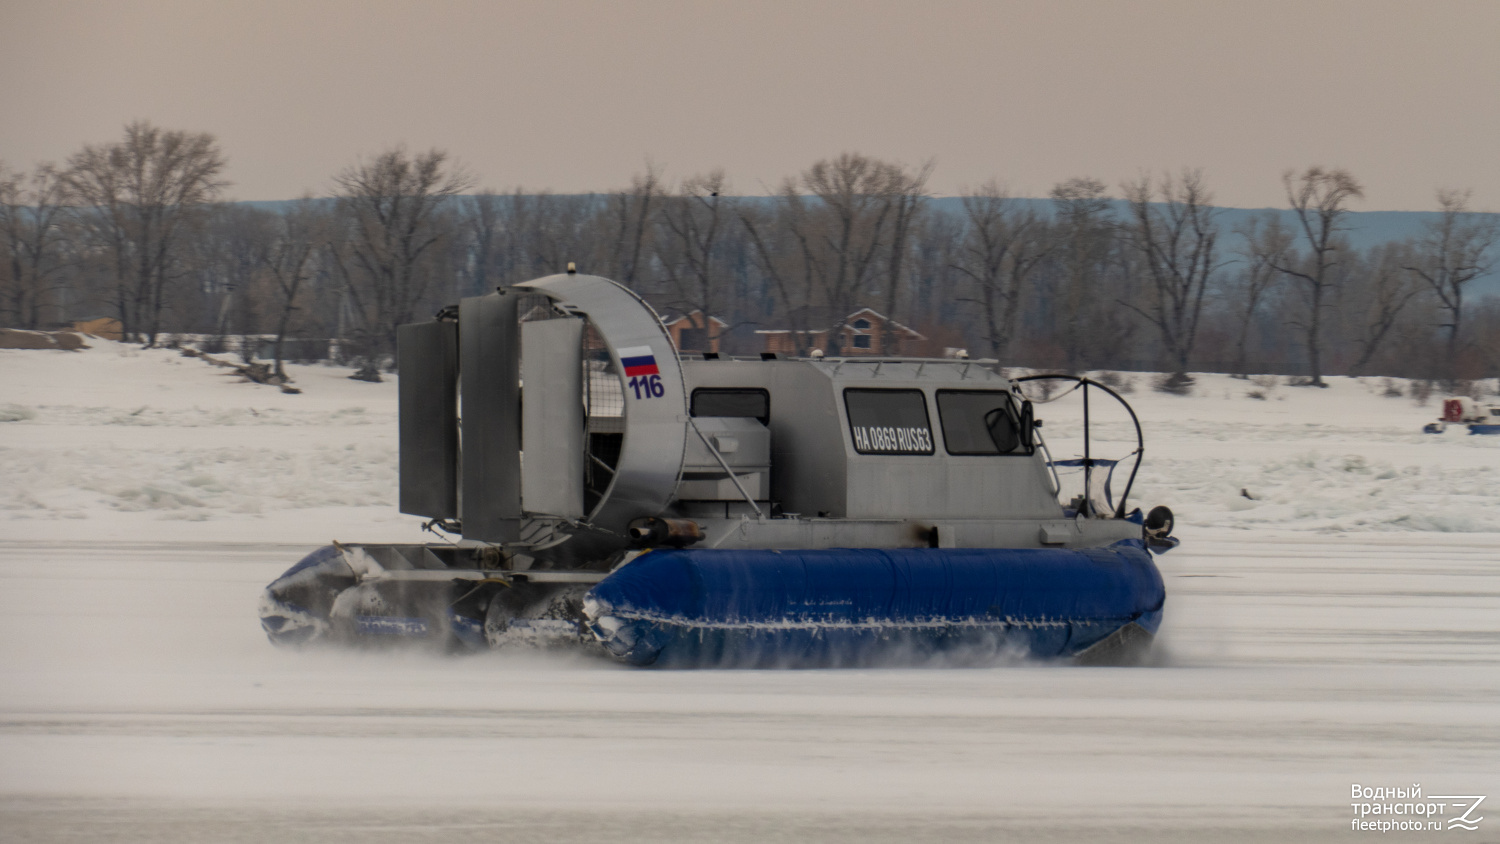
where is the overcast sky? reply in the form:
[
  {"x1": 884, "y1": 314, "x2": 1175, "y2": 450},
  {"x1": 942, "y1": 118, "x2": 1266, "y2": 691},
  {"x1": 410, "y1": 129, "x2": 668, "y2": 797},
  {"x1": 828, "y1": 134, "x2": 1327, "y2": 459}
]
[{"x1": 1, "y1": 0, "x2": 1496, "y2": 210}]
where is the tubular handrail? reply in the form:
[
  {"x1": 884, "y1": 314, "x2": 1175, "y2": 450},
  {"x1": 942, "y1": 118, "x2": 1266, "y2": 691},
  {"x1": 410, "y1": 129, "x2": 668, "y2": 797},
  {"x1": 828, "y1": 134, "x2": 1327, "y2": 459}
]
[{"x1": 1014, "y1": 375, "x2": 1145, "y2": 519}]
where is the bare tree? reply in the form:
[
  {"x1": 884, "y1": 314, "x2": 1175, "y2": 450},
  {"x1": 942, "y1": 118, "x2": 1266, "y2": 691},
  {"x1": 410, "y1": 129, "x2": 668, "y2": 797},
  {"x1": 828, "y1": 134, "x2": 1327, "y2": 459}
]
[
  {"x1": 1347, "y1": 241, "x2": 1425, "y2": 375},
  {"x1": 1230, "y1": 214, "x2": 1289, "y2": 375},
  {"x1": 261, "y1": 198, "x2": 326, "y2": 379},
  {"x1": 739, "y1": 195, "x2": 817, "y2": 351},
  {"x1": 656, "y1": 170, "x2": 737, "y2": 347},
  {"x1": 803, "y1": 154, "x2": 906, "y2": 352},
  {"x1": 1120, "y1": 170, "x2": 1221, "y2": 379},
  {"x1": 875, "y1": 161, "x2": 932, "y2": 353},
  {"x1": 906, "y1": 210, "x2": 967, "y2": 346},
  {"x1": 190, "y1": 203, "x2": 271, "y2": 356},
  {"x1": 466, "y1": 189, "x2": 591, "y2": 288},
  {"x1": 1267, "y1": 167, "x2": 1364, "y2": 386},
  {"x1": 520, "y1": 192, "x2": 602, "y2": 279},
  {"x1": 876, "y1": 164, "x2": 930, "y2": 353},
  {"x1": 607, "y1": 164, "x2": 662, "y2": 288},
  {"x1": 951, "y1": 181, "x2": 1051, "y2": 360},
  {"x1": 60, "y1": 122, "x2": 228, "y2": 344},
  {"x1": 0, "y1": 162, "x2": 73, "y2": 328},
  {"x1": 1402, "y1": 188, "x2": 1500, "y2": 375},
  {"x1": 1048, "y1": 177, "x2": 1118, "y2": 370},
  {"x1": 742, "y1": 153, "x2": 924, "y2": 354},
  {"x1": 329, "y1": 146, "x2": 473, "y2": 380},
  {"x1": 1468, "y1": 298, "x2": 1500, "y2": 377},
  {"x1": 464, "y1": 190, "x2": 505, "y2": 297}
]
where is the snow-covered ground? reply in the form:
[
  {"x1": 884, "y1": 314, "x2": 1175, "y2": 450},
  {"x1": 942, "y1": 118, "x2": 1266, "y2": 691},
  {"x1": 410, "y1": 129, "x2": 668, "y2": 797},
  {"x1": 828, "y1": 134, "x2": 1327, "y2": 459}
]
[
  {"x1": 1, "y1": 343, "x2": 420, "y2": 545},
  {"x1": 2, "y1": 342, "x2": 1498, "y2": 842},
  {"x1": 5, "y1": 344, "x2": 1497, "y2": 542}
]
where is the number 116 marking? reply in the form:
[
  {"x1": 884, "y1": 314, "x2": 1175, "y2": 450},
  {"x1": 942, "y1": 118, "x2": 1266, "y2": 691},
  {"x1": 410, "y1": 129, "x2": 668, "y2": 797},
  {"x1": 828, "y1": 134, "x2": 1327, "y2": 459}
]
[{"x1": 628, "y1": 374, "x2": 665, "y2": 399}]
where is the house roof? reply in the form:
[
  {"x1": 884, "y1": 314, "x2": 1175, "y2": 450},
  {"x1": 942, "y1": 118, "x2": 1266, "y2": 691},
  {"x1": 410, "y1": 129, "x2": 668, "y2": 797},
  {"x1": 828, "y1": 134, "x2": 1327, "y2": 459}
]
[
  {"x1": 845, "y1": 308, "x2": 925, "y2": 339},
  {"x1": 662, "y1": 311, "x2": 729, "y2": 328}
]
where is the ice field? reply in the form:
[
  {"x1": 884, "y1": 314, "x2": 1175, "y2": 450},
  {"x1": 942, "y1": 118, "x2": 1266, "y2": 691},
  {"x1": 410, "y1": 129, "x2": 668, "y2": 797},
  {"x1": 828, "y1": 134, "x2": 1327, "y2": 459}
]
[{"x1": 2, "y1": 342, "x2": 1499, "y2": 842}]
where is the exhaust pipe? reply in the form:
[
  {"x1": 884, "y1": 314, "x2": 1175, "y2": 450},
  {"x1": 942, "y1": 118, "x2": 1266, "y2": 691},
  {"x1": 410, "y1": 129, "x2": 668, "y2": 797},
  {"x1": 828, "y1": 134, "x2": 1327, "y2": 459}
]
[{"x1": 628, "y1": 517, "x2": 704, "y2": 547}]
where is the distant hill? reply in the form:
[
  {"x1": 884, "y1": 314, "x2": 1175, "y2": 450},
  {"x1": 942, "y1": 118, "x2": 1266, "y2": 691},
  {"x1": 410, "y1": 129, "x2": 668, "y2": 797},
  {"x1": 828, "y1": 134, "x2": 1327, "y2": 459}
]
[
  {"x1": 925, "y1": 197, "x2": 1458, "y2": 251},
  {"x1": 928, "y1": 198, "x2": 1500, "y2": 298}
]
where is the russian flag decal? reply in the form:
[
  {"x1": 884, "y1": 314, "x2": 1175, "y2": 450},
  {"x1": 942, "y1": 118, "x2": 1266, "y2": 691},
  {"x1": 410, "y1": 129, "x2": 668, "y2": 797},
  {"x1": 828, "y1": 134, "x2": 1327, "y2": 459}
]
[{"x1": 618, "y1": 345, "x2": 660, "y2": 377}]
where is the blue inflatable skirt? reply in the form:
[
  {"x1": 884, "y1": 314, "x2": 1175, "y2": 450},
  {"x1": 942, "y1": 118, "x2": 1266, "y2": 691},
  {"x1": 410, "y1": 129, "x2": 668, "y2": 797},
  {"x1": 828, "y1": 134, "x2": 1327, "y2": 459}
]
[{"x1": 582, "y1": 540, "x2": 1165, "y2": 667}]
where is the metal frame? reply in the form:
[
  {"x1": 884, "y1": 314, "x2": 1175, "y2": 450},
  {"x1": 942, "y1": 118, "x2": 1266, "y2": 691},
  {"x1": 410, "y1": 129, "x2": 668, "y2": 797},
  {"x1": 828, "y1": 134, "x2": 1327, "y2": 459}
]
[{"x1": 1014, "y1": 375, "x2": 1144, "y2": 518}]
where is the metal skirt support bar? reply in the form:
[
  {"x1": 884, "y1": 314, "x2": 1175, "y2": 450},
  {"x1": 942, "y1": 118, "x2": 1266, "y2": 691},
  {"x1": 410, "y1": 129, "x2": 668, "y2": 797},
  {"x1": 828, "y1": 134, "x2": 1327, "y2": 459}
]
[{"x1": 687, "y1": 417, "x2": 764, "y2": 517}]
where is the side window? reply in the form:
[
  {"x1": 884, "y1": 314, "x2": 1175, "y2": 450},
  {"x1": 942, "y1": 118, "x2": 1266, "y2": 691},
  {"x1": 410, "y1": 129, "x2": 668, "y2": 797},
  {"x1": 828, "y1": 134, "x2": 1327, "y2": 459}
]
[
  {"x1": 690, "y1": 388, "x2": 770, "y2": 424},
  {"x1": 937, "y1": 390, "x2": 1034, "y2": 455},
  {"x1": 844, "y1": 389, "x2": 934, "y2": 455}
]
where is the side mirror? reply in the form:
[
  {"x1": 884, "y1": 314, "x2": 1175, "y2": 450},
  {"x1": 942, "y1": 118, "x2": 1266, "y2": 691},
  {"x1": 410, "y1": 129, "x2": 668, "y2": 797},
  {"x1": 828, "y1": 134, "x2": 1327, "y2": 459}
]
[{"x1": 983, "y1": 398, "x2": 1036, "y2": 455}]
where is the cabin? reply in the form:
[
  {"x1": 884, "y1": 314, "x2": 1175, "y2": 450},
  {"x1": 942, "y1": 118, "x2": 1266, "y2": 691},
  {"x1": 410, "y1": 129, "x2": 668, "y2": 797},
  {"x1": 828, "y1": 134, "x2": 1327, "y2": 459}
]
[
  {"x1": 756, "y1": 308, "x2": 926, "y2": 357},
  {"x1": 663, "y1": 311, "x2": 729, "y2": 354}
]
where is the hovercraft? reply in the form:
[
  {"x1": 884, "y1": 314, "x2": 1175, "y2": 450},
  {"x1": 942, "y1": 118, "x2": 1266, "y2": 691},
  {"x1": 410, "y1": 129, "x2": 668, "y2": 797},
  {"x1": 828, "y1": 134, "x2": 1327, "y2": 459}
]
[
  {"x1": 1424, "y1": 397, "x2": 1500, "y2": 435},
  {"x1": 260, "y1": 273, "x2": 1176, "y2": 666}
]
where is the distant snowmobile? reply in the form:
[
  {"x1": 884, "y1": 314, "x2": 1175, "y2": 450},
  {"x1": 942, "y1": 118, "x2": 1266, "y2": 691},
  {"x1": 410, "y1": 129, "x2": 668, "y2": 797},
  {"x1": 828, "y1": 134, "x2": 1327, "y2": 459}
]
[
  {"x1": 259, "y1": 272, "x2": 1177, "y2": 667},
  {"x1": 1423, "y1": 397, "x2": 1500, "y2": 435}
]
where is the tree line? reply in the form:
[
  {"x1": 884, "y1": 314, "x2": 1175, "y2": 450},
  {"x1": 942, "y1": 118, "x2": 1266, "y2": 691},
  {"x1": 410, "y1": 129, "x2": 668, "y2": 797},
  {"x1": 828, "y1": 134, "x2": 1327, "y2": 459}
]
[{"x1": 3, "y1": 121, "x2": 1498, "y2": 387}]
